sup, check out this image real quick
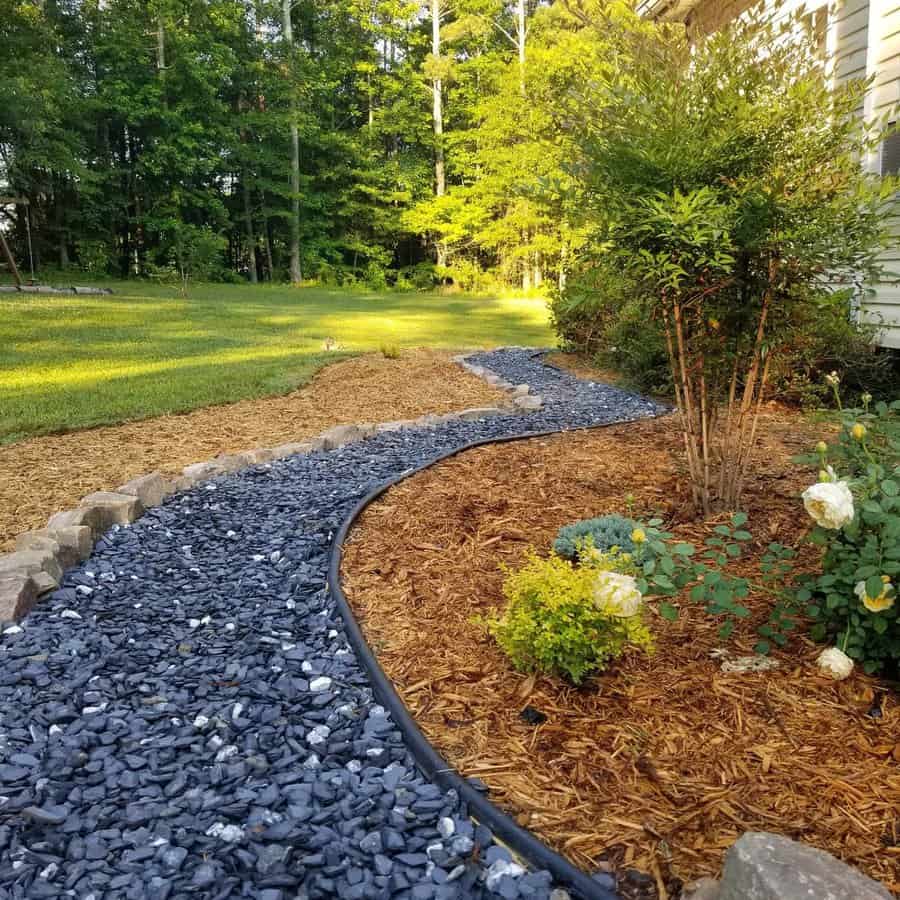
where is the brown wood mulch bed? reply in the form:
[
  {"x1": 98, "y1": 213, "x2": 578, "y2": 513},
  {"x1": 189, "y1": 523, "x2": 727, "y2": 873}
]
[
  {"x1": 342, "y1": 408, "x2": 900, "y2": 897},
  {"x1": 1, "y1": 350, "x2": 503, "y2": 550}
]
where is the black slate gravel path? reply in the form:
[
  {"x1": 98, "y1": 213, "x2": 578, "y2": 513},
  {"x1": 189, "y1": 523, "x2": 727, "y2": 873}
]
[{"x1": 0, "y1": 350, "x2": 661, "y2": 900}]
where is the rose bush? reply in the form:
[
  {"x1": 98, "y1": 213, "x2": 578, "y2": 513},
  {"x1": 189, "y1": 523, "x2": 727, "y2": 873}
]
[{"x1": 796, "y1": 384, "x2": 900, "y2": 674}]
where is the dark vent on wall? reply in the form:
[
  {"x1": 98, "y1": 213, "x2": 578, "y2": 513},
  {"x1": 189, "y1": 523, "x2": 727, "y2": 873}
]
[{"x1": 882, "y1": 126, "x2": 900, "y2": 177}]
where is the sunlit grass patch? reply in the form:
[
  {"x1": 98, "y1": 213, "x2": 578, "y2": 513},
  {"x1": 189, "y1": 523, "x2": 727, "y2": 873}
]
[{"x1": 0, "y1": 282, "x2": 552, "y2": 443}]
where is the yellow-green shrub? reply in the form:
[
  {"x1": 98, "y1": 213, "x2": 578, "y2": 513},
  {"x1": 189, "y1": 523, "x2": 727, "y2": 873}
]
[{"x1": 487, "y1": 551, "x2": 653, "y2": 684}]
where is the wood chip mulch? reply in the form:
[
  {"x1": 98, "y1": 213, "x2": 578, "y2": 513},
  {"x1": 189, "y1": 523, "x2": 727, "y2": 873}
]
[
  {"x1": 1, "y1": 350, "x2": 503, "y2": 550},
  {"x1": 341, "y1": 410, "x2": 900, "y2": 897}
]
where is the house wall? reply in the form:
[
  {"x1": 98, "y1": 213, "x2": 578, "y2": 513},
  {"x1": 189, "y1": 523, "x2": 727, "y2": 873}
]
[{"x1": 860, "y1": 0, "x2": 900, "y2": 348}]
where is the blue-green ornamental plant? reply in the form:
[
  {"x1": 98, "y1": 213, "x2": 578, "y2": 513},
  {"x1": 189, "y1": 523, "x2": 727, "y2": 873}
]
[
  {"x1": 553, "y1": 514, "x2": 638, "y2": 559},
  {"x1": 791, "y1": 379, "x2": 900, "y2": 674}
]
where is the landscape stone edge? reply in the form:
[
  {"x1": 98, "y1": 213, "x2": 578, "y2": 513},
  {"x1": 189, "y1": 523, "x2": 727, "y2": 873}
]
[{"x1": 0, "y1": 349, "x2": 539, "y2": 622}]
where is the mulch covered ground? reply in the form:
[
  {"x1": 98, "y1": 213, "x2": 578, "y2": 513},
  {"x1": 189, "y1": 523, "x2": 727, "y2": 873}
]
[
  {"x1": 342, "y1": 409, "x2": 900, "y2": 897},
  {"x1": 1, "y1": 350, "x2": 502, "y2": 549}
]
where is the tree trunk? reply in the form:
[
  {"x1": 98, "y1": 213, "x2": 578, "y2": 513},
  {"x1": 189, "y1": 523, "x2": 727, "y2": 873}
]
[
  {"x1": 282, "y1": 0, "x2": 302, "y2": 283},
  {"x1": 516, "y1": 0, "x2": 526, "y2": 96},
  {"x1": 261, "y1": 194, "x2": 274, "y2": 281},
  {"x1": 242, "y1": 172, "x2": 257, "y2": 284},
  {"x1": 156, "y1": 11, "x2": 165, "y2": 72},
  {"x1": 431, "y1": 0, "x2": 445, "y2": 199},
  {"x1": 55, "y1": 179, "x2": 69, "y2": 267}
]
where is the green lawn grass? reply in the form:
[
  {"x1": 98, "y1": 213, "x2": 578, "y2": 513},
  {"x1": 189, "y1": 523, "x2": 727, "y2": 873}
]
[{"x1": 0, "y1": 280, "x2": 553, "y2": 444}]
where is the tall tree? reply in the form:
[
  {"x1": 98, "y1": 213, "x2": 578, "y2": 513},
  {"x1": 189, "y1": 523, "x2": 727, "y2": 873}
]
[{"x1": 282, "y1": 0, "x2": 303, "y2": 283}]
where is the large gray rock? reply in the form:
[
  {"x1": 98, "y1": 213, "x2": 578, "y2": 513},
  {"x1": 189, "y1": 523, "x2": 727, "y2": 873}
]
[
  {"x1": 79, "y1": 491, "x2": 144, "y2": 529},
  {"x1": 117, "y1": 472, "x2": 172, "y2": 508},
  {"x1": 683, "y1": 877, "x2": 721, "y2": 900},
  {"x1": 719, "y1": 833, "x2": 892, "y2": 900},
  {"x1": 0, "y1": 573, "x2": 38, "y2": 622}
]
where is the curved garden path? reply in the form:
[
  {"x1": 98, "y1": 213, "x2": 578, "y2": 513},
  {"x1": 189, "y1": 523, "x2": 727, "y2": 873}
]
[{"x1": 0, "y1": 350, "x2": 659, "y2": 900}]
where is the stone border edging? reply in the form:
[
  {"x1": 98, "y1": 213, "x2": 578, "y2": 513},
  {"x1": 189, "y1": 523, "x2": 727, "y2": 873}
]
[
  {"x1": 0, "y1": 350, "x2": 543, "y2": 623},
  {"x1": 327, "y1": 426, "x2": 621, "y2": 900}
]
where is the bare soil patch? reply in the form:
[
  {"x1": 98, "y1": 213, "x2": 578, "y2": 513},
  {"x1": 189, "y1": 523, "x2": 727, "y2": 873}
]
[
  {"x1": 1, "y1": 351, "x2": 502, "y2": 549},
  {"x1": 342, "y1": 411, "x2": 900, "y2": 896}
]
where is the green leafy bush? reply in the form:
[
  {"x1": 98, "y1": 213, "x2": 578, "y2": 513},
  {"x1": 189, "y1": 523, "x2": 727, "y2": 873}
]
[
  {"x1": 551, "y1": 263, "x2": 672, "y2": 396},
  {"x1": 487, "y1": 550, "x2": 653, "y2": 684},
  {"x1": 628, "y1": 516, "x2": 801, "y2": 649},
  {"x1": 795, "y1": 388, "x2": 900, "y2": 673},
  {"x1": 553, "y1": 514, "x2": 638, "y2": 560},
  {"x1": 379, "y1": 343, "x2": 401, "y2": 360}
]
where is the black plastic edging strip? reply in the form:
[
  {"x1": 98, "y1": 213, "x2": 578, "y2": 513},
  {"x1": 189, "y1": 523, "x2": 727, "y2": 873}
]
[{"x1": 328, "y1": 421, "x2": 649, "y2": 900}]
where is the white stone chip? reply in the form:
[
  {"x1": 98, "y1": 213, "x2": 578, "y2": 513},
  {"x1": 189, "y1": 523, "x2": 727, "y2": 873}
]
[
  {"x1": 60, "y1": 609, "x2": 82, "y2": 619},
  {"x1": 486, "y1": 860, "x2": 526, "y2": 891},
  {"x1": 206, "y1": 822, "x2": 244, "y2": 843},
  {"x1": 306, "y1": 725, "x2": 330, "y2": 746},
  {"x1": 309, "y1": 676, "x2": 332, "y2": 692}
]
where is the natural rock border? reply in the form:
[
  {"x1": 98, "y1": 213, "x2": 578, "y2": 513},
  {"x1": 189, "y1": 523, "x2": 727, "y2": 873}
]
[{"x1": 0, "y1": 350, "x2": 538, "y2": 622}]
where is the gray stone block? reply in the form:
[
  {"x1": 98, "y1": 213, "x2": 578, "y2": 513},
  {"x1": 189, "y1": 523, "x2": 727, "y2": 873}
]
[
  {"x1": 269, "y1": 442, "x2": 315, "y2": 459},
  {"x1": 719, "y1": 832, "x2": 892, "y2": 900},
  {"x1": 212, "y1": 453, "x2": 247, "y2": 474},
  {"x1": 32, "y1": 571, "x2": 58, "y2": 595},
  {"x1": 320, "y1": 424, "x2": 373, "y2": 450},
  {"x1": 47, "y1": 506, "x2": 103, "y2": 536},
  {"x1": 18, "y1": 526, "x2": 92, "y2": 568},
  {"x1": 513, "y1": 394, "x2": 542, "y2": 411},
  {"x1": 117, "y1": 472, "x2": 172, "y2": 508},
  {"x1": 79, "y1": 491, "x2": 144, "y2": 529},
  {"x1": 182, "y1": 461, "x2": 227, "y2": 484},
  {"x1": 0, "y1": 549, "x2": 62, "y2": 586},
  {"x1": 0, "y1": 573, "x2": 38, "y2": 622},
  {"x1": 375, "y1": 420, "x2": 417, "y2": 433},
  {"x1": 456, "y1": 407, "x2": 505, "y2": 421},
  {"x1": 239, "y1": 448, "x2": 276, "y2": 465}
]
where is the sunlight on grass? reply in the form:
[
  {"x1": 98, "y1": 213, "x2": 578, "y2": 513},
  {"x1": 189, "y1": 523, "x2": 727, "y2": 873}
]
[{"x1": 0, "y1": 282, "x2": 553, "y2": 442}]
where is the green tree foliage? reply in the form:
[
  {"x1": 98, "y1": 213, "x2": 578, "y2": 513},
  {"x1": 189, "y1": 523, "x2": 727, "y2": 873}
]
[{"x1": 0, "y1": 0, "x2": 437, "y2": 282}]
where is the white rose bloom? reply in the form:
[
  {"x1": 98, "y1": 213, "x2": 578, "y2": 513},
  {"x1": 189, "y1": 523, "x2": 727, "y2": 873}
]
[
  {"x1": 592, "y1": 571, "x2": 642, "y2": 618},
  {"x1": 801, "y1": 480, "x2": 854, "y2": 530},
  {"x1": 816, "y1": 646, "x2": 854, "y2": 680}
]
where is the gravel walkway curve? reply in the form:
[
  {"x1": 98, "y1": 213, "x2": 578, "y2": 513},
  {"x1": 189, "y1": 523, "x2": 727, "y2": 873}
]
[{"x1": 0, "y1": 350, "x2": 661, "y2": 900}]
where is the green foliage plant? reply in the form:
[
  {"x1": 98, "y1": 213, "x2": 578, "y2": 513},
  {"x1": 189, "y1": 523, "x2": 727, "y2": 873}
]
[
  {"x1": 379, "y1": 343, "x2": 401, "y2": 360},
  {"x1": 793, "y1": 378, "x2": 900, "y2": 673},
  {"x1": 487, "y1": 549, "x2": 653, "y2": 684},
  {"x1": 629, "y1": 516, "x2": 800, "y2": 650},
  {"x1": 566, "y1": 9, "x2": 897, "y2": 514}
]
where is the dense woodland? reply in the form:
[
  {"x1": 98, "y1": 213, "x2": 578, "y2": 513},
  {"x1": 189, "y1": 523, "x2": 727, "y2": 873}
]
[{"x1": 1, "y1": 0, "x2": 599, "y2": 288}]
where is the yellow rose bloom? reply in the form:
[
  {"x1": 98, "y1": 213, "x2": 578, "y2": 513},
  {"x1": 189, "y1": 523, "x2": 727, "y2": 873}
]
[
  {"x1": 815, "y1": 441, "x2": 828, "y2": 455},
  {"x1": 630, "y1": 528, "x2": 646, "y2": 544},
  {"x1": 854, "y1": 578, "x2": 895, "y2": 613},
  {"x1": 851, "y1": 423, "x2": 866, "y2": 441}
]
